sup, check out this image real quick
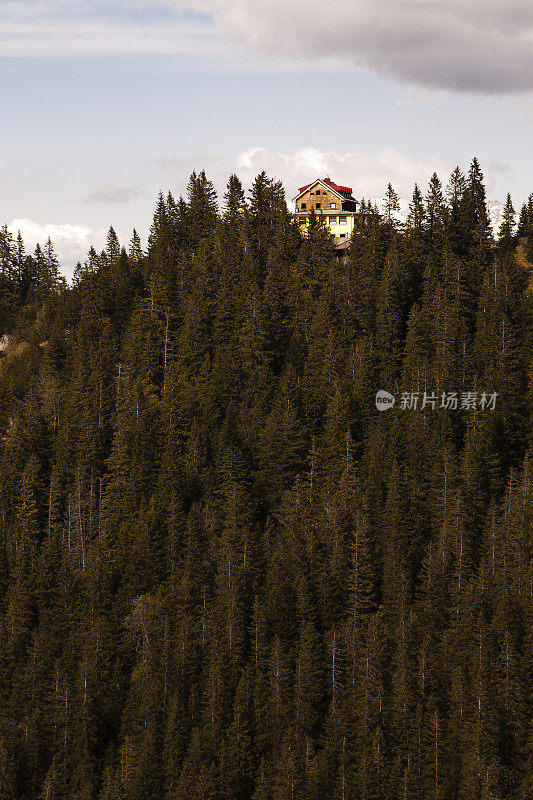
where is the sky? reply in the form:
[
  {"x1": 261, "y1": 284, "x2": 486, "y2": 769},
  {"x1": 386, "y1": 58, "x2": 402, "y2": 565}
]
[{"x1": 2, "y1": 1, "x2": 532, "y2": 278}]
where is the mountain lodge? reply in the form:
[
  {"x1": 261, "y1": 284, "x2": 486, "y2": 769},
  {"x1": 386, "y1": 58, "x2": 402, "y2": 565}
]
[{"x1": 292, "y1": 178, "x2": 363, "y2": 247}]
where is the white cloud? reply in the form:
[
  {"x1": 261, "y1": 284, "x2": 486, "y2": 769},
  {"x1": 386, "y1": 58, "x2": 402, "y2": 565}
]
[
  {"x1": 234, "y1": 145, "x2": 458, "y2": 209},
  {"x1": 0, "y1": 2, "x2": 226, "y2": 58},
  {"x1": 234, "y1": 146, "x2": 511, "y2": 229},
  {"x1": 171, "y1": 0, "x2": 533, "y2": 94},
  {"x1": 7, "y1": 218, "x2": 106, "y2": 280},
  {"x1": 84, "y1": 184, "x2": 142, "y2": 204},
  {"x1": 0, "y1": 19, "x2": 223, "y2": 58}
]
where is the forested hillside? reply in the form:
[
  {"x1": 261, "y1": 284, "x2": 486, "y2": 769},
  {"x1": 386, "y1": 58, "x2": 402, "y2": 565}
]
[{"x1": 0, "y1": 161, "x2": 531, "y2": 800}]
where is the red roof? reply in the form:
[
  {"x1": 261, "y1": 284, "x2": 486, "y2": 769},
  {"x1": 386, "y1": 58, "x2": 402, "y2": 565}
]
[{"x1": 298, "y1": 177, "x2": 354, "y2": 199}]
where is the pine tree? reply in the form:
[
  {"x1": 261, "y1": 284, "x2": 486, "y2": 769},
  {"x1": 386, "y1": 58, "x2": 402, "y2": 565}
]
[
  {"x1": 383, "y1": 183, "x2": 400, "y2": 227},
  {"x1": 407, "y1": 183, "x2": 426, "y2": 232},
  {"x1": 187, "y1": 169, "x2": 218, "y2": 247},
  {"x1": 224, "y1": 174, "x2": 247, "y2": 223},
  {"x1": 446, "y1": 166, "x2": 468, "y2": 255},
  {"x1": 426, "y1": 172, "x2": 447, "y2": 239},
  {"x1": 129, "y1": 228, "x2": 144, "y2": 263},
  {"x1": 498, "y1": 193, "x2": 516, "y2": 251}
]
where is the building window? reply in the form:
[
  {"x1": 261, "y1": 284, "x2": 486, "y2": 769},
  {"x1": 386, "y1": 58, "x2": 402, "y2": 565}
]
[
  {"x1": 295, "y1": 206, "x2": 299, "y2": 212},
  {"x1": 329, "y1": 216, "x2": 337, "y2": 225},
  {"x1": 339, "y1": 216, "x2": 347, "y2": 225},
  {"x1": 339, "y1": 233, "x2": 346, "y2": 238},
  {"x1": 315, "y1": 189, "x2": 321, "y2": 194},
  {"x1": 330, "y1": 203, "x2": 336, "y2": 209},
  {"x1": 310, "y1": 191, "x2": 314, "y2": 195},
  {"x1": 316, "y1": 202, "x2": 321, "y2": 209},
  {"x1": 301, "y1": 203, "x2": 306, "y2": 209}
]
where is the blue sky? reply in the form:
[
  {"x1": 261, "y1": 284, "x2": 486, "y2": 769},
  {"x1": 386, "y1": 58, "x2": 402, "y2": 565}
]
[{"x1": 2, "y1": 1, "x2": 532, "y2": 275}]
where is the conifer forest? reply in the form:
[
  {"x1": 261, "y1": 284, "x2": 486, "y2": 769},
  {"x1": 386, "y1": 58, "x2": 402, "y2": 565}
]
[{"x1": 0, "y1": 161, "x2": 531, "y2": 800}]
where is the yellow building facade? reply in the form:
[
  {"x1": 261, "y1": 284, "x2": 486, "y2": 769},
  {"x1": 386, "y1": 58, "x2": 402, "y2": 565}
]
[{"x1": 292, "y1": 178, "x2": 362, "y2": 241}]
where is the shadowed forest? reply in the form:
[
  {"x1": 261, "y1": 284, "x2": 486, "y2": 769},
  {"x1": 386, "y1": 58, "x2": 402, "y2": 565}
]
[{"x1": 0, "y1": 161, "x2": 531, "y2": 799}]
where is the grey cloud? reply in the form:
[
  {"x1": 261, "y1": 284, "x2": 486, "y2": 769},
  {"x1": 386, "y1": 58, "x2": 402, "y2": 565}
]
[
  {"x1": 158, "y1": 149, "x2": 221, "y2": 170},
  {"x1": 486, "y1": 159, "x2": 513, "y2": 176},
  {"x1": 158, "y1": 156, "x2": 191, "y2": 170},
  {"x1": 83, "y1": 184, "x2": 142, "y2": 204},
  {"x1": 176, "y1": 0, "x2": 533, "y2": 94},
  {"x1": 6, "y1": 1, "x2": 532, "y2": 94}
]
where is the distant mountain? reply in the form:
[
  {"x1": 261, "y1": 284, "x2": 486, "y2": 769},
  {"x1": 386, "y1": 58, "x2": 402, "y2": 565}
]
[
  {"x1": 487, "y1": 199, "x2": 505, "y2": 235},
  {"x1": 393, "y1": 197, "x2": 506, "y2": 237}
]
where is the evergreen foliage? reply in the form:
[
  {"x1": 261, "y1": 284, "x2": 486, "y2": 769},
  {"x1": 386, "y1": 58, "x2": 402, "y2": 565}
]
[{"x1": 0, "y1": 161, "x2": 531, "y2": 799}]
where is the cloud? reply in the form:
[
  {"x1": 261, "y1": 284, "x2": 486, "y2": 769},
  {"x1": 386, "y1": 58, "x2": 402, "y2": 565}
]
[
  {"x1": 0, "y1": 20, "x2": 223, "y2": 59},
  {"x1": 7, "y1": 218, "x2": 105, "y2": 279},
  {"x1": 233, "y1": 145, "x2": 509, "y2": 229},
  {"x1": 3, "y1": 2, "x2": 532, "y2": 93},
  {"x1": 486, "y1": 158, "x2": 513, "y2": 176},
  {"x1": 171, "y1": 0, "x2": 533, "y2": 94},
  {"x1": 487, "y1": 199, "x2": 506, "y2": 233},
  {"x1": 158, "y1": 149, "x2": 222, "y2": 171},
  {"x1": 0, "y1": 3, "x2": 227, "y2": 58},
  {"x1": 84, "y1": 184, "x2": 142, "y2": 204},
  {"x1": 234, "y1": 145, "x2": 459, "y2": 208}
]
